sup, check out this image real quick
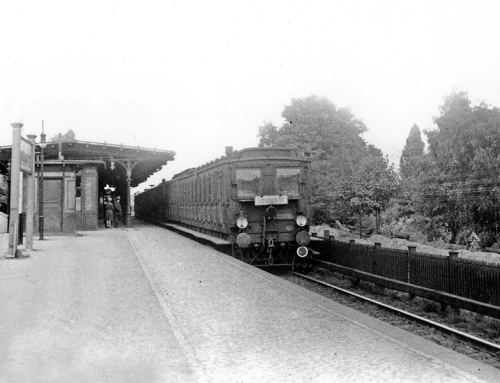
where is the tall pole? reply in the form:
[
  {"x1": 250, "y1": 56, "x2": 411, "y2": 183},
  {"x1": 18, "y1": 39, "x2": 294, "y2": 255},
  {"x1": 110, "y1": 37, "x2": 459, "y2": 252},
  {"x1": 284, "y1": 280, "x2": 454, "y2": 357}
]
[
  {"x1": 6, "y1": 162, "x2": 10, "y2": 229},
  {"x1": 6, "y1": 123, "x2": 22, "y2": 258},
  {"x1": 39, "y1": 122, "x2": 46, "y2": 240},
  {"x1": 25, "y1": 134, "x2": 37, "y2": 251}
]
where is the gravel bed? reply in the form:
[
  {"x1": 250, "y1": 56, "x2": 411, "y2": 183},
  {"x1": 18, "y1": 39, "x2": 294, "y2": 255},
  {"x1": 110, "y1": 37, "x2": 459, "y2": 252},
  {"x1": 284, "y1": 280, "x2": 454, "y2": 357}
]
[{"x1": 282, "y1": 267, "x2": 500, "y2": 370}]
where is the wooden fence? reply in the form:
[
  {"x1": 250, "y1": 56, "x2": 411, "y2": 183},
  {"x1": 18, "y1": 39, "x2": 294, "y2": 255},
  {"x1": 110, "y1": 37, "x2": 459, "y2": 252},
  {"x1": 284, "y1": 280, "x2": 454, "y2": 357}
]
[{"x1": 311, "y1": 236, "x2": 500, "y2": 307}]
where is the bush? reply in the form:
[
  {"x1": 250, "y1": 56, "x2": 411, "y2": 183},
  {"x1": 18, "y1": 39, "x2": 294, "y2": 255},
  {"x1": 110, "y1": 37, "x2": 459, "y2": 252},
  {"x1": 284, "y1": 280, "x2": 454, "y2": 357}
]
[
  {"x1": 469, "y1": 231, "x2": 481, "y2": 251},
  {"x1": 380, "y1": 202, "x2": 402, "y2": 224},
  {"x1": 435, "y1": 225, "x2": 453, "y2": 244},
  {"x1": 0, "y1": 181, "x2": 7, "y2": 214},
  {"x1": 456, "y1": 229, "x2": 471, "y2": 246},
  {"x1": 479, "y1": 231, "x2": 496, "y2": 248},
  {"x1": 378, "y1": 214, "x2": 458, "y2": 248},
  {"x1": 312, "y1": 207, "x2": 331, "y2": 225}
]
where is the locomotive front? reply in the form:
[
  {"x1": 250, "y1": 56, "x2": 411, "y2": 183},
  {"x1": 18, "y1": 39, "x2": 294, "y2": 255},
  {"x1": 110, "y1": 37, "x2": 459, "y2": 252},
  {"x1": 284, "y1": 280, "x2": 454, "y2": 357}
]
[{"x1": 229, "y1": 151, "x2": 312, "y2": 267}]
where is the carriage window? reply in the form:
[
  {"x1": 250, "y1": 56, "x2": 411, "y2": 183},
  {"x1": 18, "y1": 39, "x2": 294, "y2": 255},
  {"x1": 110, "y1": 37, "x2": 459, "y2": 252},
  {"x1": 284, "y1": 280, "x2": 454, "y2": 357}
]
[
  {"x1": 277, "y1": 168, "x2": 300, "y2": 198},
  {"x1": 236, "y1": 169, "x2": 261, "y2": 198}
]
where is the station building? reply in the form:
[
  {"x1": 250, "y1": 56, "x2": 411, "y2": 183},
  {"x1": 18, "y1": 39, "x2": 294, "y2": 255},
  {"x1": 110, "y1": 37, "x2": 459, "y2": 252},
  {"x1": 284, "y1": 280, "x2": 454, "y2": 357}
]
[{"x1": 0, "y1": 130, "x2": 175, "y2": 234}]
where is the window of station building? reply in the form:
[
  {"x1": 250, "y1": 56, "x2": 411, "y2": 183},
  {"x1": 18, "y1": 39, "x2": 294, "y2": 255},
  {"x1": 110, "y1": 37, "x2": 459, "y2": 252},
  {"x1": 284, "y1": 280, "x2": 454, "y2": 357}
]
[
  {"x1": 75, "y1": 171, "x2": 82, "y2": 198},
  {"x1": 236, "y1": 168, "x2": 261, "y2": 199},
  {"x1": 65, "y1": 177, "x2": 76, "y2": 211},
  {"x1": 277, "y1": 168, "x2": 301, "y2": 198}
]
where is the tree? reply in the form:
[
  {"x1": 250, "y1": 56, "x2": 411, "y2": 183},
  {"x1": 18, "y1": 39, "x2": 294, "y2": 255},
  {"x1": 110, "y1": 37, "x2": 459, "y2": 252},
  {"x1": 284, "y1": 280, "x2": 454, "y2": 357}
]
[
  {"x1": 338, "y1": 156, "x2": 399, "y2": 236},
  {"x1": 258, "y1": 95, "x2": 370, "y2": 170},
  {"x1": 48, "y1": 129, "x2": 76, "y2": 143},
  {"x1": 396, "y1": 124, "x2": 426, "y2": 217},
  {"x1": 399, "y1": 124, "x2": 425, "y2": 179},
  {"x1": 258, "y1": 95, "x2": 396, "y2": 224},
  {"x1": 421, "y1": 91, "x2": 500, "y2": 244}
]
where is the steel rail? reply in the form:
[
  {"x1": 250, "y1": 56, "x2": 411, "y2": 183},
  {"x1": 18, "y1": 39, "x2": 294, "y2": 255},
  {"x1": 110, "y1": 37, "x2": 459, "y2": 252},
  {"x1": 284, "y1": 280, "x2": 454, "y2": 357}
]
[{"x1": 291, "y1": 272, "x2": 500, "y2": 354}]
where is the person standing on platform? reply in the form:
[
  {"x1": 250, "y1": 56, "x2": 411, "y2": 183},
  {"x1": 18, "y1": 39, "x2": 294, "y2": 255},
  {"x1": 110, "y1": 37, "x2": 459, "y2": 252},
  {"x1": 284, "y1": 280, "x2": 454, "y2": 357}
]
[
  {"x1": 105, "y1": 198, "x2": 114, "y2": 228},
  {"x1": 114, "y1": 196, "x2": 123, "y2": 228}
]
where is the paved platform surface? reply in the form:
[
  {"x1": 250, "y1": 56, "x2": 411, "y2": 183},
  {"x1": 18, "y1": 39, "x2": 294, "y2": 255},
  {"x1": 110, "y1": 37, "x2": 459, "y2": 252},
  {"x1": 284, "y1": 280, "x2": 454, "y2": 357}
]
[{"x1": 1, "y1": 221, "x2": 499, "y2": 382}]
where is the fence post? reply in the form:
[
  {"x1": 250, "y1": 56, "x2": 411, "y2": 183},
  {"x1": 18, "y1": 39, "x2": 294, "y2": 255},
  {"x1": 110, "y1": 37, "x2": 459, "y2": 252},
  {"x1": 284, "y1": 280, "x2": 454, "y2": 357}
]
[
  {"x1": 448, "y1": 250, "x2": 458, "y2": 295},
  {"x1": 323, "y1": 230, "x2": 330, "y2": 261},
  {"x1": 373, "y1": 242, "x2": 381, "y2": 274},
  {"x1": 407, "y1": 246, "x2": 416, "y2": 285},
  {"x1": 349, "y1": 239, "x2": 355, "y2": 269},
  {"x1": 330, "y1": 236, "x2": 334, "y2": 263}
]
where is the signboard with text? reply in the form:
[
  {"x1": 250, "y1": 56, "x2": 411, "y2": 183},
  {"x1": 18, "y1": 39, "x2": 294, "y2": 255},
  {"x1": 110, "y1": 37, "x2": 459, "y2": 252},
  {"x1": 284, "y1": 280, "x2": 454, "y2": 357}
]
[
  {"x1": 254, "y1": 195, "x2": 288, "y2": 206},
  {"x1": 20, "y1": 137, "x2": 33, "y2": 174}
]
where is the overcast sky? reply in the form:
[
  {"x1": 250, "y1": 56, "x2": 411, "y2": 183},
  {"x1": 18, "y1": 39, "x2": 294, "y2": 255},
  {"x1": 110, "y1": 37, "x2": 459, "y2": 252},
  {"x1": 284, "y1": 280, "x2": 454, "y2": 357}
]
[{"x1": 1, "y1": 0, "x2": 500, "y2": 191}]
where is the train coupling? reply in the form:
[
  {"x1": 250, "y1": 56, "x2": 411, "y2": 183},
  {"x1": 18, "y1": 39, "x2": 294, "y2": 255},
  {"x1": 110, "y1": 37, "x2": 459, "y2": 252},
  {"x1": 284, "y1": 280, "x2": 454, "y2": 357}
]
[{"x1": 267, "y1": 238, "x2": 275, "y2": 248}]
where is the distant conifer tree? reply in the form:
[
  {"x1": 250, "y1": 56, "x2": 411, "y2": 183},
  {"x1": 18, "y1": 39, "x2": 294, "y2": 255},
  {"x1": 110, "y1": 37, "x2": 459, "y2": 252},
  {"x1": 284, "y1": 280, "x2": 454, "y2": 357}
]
[{"x1": 399, "y1": 124, "x2": 425, "y2": 179}]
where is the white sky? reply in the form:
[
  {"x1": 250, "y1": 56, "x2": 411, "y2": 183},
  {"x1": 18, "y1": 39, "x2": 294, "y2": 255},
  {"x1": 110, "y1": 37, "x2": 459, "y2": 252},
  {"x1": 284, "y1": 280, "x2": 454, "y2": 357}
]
[{"x1": 1, "y1": 0, "x2": 500, "y2": 192}]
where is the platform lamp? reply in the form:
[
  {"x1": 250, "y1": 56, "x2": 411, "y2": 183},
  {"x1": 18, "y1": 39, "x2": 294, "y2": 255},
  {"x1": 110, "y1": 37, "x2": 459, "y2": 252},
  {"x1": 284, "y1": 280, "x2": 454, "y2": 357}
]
[{"x1": 38, "y1": 122, "x2": 46, "y2": 240}]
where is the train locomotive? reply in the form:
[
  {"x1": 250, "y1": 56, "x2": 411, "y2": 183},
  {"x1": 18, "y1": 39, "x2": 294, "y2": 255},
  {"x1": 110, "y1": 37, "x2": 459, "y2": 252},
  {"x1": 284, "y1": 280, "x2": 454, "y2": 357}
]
[{"x1": 135, "y1": 146, "x2": 313, "y2": 269}]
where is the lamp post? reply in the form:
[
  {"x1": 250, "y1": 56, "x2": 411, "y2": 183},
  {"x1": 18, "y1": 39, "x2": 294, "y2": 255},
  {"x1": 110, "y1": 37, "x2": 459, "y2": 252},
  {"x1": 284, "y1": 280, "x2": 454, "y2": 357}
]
[{"x1": 38, "y1": 123, "x2": 46, "y2": 240}]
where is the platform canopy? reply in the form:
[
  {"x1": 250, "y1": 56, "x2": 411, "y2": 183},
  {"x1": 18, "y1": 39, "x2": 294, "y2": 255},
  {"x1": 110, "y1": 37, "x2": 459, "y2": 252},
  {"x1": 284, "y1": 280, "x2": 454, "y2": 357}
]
[{"x1": 1, "y1": 135, "x2": 175, "y2": 188}]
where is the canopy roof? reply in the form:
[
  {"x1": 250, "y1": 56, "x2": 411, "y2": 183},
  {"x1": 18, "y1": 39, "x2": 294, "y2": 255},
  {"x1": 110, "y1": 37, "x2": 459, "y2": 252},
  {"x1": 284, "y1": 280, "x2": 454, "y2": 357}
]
[{"x1": 0, "y1": 139, "x2": 175, "y2": 188}]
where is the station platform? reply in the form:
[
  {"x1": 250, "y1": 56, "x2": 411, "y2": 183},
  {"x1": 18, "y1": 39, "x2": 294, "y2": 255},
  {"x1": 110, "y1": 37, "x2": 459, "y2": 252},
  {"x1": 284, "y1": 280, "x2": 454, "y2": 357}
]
[{"x1": 1, "y1": 219, "x2": 499, "y2": 382}]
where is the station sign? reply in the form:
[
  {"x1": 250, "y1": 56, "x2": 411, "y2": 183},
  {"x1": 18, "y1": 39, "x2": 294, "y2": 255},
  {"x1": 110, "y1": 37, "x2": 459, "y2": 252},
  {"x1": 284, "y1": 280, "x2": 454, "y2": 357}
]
[
  {"x1": 20, "y1": 137, "x2": 33, "y2": 174},
  {"x1": 254, "y1": 195, "x2": 288, "y2": 206}
]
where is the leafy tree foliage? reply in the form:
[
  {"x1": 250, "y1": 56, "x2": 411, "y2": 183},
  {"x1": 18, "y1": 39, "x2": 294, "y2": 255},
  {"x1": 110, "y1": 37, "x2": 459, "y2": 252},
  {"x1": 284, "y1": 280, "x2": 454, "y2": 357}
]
[
  {"x1": 399, "y1": 124, "x2": 425, "y2": 179},
  {"x1": 338, "y1": 156, "x2": 399, "y2": 236},
  {"x1": 0, "y1": 180, "x2": 7, "y2": 214},
  {"x1": 259, "y1": 96, "x2": 370, "y2": 167},
  {"x1": 421, "y1": 91, "x2": 500, "y2": 244},
  {"x1": 397, "y1": 124, "x2": 426, "y2": 217},
  {"x1": 258, "y1": 95, "x2": 398, "y2": 226},
  {"x1": 48, "y1": 129, "x2": 76, "y2": 143}
]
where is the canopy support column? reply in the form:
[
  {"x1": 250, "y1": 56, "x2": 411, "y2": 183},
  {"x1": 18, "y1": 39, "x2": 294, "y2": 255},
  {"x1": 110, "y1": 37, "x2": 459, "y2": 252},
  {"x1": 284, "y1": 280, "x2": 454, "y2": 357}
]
[{"x1": 114, "y1": 158, "x2": 140, "y2": 227}]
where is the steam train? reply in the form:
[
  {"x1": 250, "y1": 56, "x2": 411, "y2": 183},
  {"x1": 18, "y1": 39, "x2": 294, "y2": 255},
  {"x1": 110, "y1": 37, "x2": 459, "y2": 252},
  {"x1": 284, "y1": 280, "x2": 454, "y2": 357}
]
[{"x1": 134, "y1": 146, "x2": 314, "y2": 268}]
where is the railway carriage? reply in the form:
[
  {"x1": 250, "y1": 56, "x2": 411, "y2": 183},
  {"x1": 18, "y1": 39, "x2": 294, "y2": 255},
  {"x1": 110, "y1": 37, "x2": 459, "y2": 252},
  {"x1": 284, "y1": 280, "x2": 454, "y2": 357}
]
[{"x1": 135, "y1": 146, "x2": 313, "y2": 268}]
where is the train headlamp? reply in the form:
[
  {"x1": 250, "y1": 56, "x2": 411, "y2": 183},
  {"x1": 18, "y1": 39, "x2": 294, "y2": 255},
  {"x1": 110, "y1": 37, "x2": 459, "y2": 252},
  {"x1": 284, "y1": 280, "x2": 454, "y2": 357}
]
[
  {"x1": 236, "y1": 216, "x2": 248, "y2": 229},
  {"x1": 296, "y1": 246, "x2": 309, "y2": 258},
  {"x1": 295, "y1": 214, "x2": 307, "y2": 227}
]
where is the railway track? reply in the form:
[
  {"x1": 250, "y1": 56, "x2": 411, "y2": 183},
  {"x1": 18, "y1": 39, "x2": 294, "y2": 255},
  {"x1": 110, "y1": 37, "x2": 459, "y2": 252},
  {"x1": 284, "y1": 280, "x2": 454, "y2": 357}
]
[{"x1": 286, "y1": 270, "x2": 500, "y2": 369}]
